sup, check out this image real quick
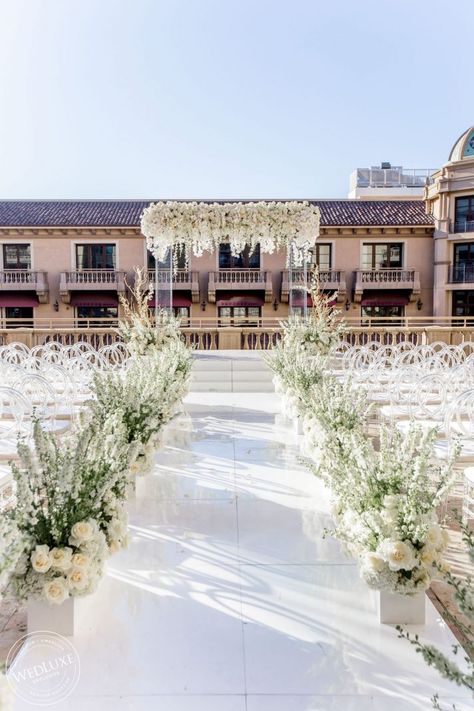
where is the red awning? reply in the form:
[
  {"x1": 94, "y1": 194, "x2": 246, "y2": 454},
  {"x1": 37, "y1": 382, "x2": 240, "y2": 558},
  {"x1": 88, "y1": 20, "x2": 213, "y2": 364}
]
[
  {"x1": 70, "y1": 292, "x2": 119, "y2": 307},
  {"x1": 0, "y1": 293, "x2": 39, "y2": 307},
  {"x1": 148, "y1": 294, "x2": 192, "y2": 308},
  {"x1": 361, "y1": 292, "x2": 410, "y2": 307},
  {"x1": 216, "y1": 292, "x2": 265, "y2": 307}
]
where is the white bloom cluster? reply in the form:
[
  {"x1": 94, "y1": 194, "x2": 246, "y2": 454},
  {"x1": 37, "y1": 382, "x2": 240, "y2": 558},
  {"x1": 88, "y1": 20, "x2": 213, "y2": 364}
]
[
  {"x1": 266, "y1": 293, "x2": 456, "y2": 597},
  {"x1": 141, "y1": 200, "x2": 320, "y2": 265}
]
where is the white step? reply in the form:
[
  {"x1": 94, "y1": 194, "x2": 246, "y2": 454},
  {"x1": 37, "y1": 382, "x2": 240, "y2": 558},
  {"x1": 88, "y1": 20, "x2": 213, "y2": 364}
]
[{"x1": 190, "y1": 351, "x2": 275, "y2": 393}]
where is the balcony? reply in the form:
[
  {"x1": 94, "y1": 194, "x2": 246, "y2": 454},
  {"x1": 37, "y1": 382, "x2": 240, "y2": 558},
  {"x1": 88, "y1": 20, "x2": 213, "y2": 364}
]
[
  {"x1": 0, "y1": 270, "x2": 49, "y2": 303},
  {"x1": 280, "y1": 269, "x2": 346, "y2": 303},
  {"x1": 208, "y1": 269, "x2": 273, "y2": 303},
  {"x1": 148, "y1": 269, "x2": 200, "y2": 303},
  {"x1": 450, "y1": 220, "x2": 474, "y2": 234},
  {"x1": 60, "y1": 270, "x2": 126, "y2": 304},
  {"x1": 447, "y1": 263, "x2": 474, "y2": 285},
  {"x1": 354, "y1": 269, "x2": 420, "y2": 302}
]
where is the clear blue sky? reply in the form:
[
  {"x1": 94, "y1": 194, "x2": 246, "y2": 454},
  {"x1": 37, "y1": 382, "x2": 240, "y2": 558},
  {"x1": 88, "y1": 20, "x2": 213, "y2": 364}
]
[{"x1": 0, "y1": 0, "x2": 472, "y2": 199}]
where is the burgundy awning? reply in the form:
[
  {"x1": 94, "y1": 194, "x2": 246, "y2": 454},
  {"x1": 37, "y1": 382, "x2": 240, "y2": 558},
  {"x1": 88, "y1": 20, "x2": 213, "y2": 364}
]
[
  {"x1": 0, "y1": 293, "x2": 39, "y2": 307},
  {"x1": 361, "y1": 292, "x2": 410, "y2": 307},
  {"x1": 148, "y1": 294, "x2": 192, "y2": 308},
  {"x1": 70, "y1": 292, "x2": 119, "y2": 307},
  {"x1": 216, "y1": 292, "x2": 265, "y2": 307}
]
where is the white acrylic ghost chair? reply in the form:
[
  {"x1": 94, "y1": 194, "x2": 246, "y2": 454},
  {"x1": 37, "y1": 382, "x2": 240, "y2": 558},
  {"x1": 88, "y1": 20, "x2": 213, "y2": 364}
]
[{"x1": 0, "y1": 387, "x2": 32, "y2": 460}]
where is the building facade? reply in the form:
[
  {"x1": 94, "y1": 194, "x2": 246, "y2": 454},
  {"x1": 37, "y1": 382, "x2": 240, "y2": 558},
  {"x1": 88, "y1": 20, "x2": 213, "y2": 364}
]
[{"x1": 0, "y1": 127, "x2": 472, "y2": 328}]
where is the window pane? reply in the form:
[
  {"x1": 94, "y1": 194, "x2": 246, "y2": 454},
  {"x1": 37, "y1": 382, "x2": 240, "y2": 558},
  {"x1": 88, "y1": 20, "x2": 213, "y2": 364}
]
[
  {"x1": 219, "y1": 244, "x2": 232, "y2": 269},
  {"x1": 248, "y1": 244, "x2": 260, "y2": 268},
  {"x1": 362, "y1": 245, "x2": 372, "y2": 269},
  {"x1": 247, "y1": 307, "x2": 260, "y2": 317},
  {"x1": 315, "y1": 244, "x2": 331, "y2": 270},
  {"x1": 3, "y1": 244, "x2": 31, "y2": 269}
]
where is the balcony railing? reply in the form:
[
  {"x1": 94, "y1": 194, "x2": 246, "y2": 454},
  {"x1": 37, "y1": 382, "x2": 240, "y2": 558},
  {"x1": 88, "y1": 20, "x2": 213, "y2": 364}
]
[
  {"x1": 354, "y1": 268, "x2": 420, "y2": 301},
  {"x1": 60, "y1": 270, "x2": 126, "y2": 303},
  {"x1": 208, "y1": 269, "x2": 273, "y2": 302},
  {"x1": 448, "y1": 263, "x2": 474, "y2": 283},
  {"x1": 212, "y1": 269, "x2": 268, "y2": 285},
  {"x1": 280, "y1": 269, "x2": 346, "y2": 302},
  {"x1": 0, "y1": 270, "x2": 49, "y2": 303},
  {"x1": 450, "y1": 220, "x2": 474, "y2": 234},
  {"x1": 0, "y1": 270, "x2": 47, "y2": 287},
  {"x1": 148, "y1": 269, "x2": 200, "y2": 302},
  {"x1": 62, "y1": 269, "x2": 126, "y2": 285}
]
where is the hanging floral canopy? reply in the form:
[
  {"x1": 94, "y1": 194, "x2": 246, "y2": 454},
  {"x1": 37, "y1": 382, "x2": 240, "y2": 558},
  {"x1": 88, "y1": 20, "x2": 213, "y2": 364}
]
[{"x1": 141, "y1": 200, "x2": 320, "y2": 265}]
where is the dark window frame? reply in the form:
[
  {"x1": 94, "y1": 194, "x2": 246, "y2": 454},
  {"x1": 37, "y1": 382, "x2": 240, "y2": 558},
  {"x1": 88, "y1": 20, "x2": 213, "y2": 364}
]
[
  {"x1": 2, "y1": 244, "x2": 31, "y2": 270},
  {"x1": 362, "y1": 243, "x2": 403, "y2": 270},
  {"x1": 75, "y1": 244, "x2": 116, "y2": 270},
  {"x1": 218, "y1": 243, "x2": 261, "y2": 269}
]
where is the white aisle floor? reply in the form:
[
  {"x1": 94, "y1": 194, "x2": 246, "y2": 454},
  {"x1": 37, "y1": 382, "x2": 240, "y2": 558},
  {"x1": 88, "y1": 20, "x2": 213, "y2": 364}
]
[{"x1": 15, "y1": 392, "x2": 472, "y2": 710}]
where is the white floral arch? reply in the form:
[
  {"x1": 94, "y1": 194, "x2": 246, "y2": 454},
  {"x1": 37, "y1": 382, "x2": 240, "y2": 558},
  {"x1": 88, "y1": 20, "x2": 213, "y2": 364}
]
[{"x1": 141, "y1": 200, "x2": 320, "y2": 266}]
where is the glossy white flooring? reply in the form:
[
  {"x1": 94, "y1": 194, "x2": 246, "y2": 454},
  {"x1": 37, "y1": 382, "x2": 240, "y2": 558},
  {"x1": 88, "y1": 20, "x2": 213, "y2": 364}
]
[{"x1": 14, "y1": 391, "x2": 472, "y2": 710}]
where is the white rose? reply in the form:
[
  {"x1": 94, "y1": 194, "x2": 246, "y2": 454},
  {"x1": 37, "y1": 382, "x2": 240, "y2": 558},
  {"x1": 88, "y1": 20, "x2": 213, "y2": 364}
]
[
  {"x1": 426, "y1": 524, "x2": 443, "y2": 549},
  {"x1": 69, "y1": 520, "x2": 97, "y2": 546},
  {"x1": 71, "y1": 552, "x2": 90, "y2": 569},
  {"x1": 67, "y1": 567, "x2": 89, "y2": 591},
  {"x1": 108, "y1": 540, "x2": 121, "y2": 554},
  {"x1": 31, "y1": 545, "x2": 52, "y2": 574},
  {"x1": 420, "y1": 545, "x2": 437, "y2": 566},
  {"x1": 378, "y1": 540, "x2": 417, "y2": 572},
  {"x1": 361, "y1": 551, "x2": 385, "y2": 572},
  {"x1": 108, "y1": 518, "x2": 127, "y2": 540},
  {"x1": 49, "y1": 547, "x2": 73, "y2": 572},
  {"x1": 43, "y1": 577, "x2": 69, "y2": 604}
]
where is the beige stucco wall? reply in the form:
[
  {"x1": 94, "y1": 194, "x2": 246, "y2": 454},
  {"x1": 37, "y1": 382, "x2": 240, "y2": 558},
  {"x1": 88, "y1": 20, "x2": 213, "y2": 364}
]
[{"x1": 0, "y1": 224, "x2": 436, "y2": 324}]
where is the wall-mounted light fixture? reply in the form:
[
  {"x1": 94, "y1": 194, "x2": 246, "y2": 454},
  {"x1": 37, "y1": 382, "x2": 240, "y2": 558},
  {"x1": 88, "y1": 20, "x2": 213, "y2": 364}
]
[
  {"x1": 53, "y1": 300, "x2": 59, "y2": 312},
  {"x1": 200, "y1": 300, "x2": 206, "y2": 312},
  {"x1": 273, "y1": 299, "x2": 279, "y2": 311},
  {"x1": 416, "y1": 299, "x2": 423, "y2": 311}
]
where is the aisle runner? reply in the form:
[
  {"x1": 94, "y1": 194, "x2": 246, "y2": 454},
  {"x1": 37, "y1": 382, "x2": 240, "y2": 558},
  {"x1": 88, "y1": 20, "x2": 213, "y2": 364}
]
[{"x1": 25, "y1": 392, "x2": 470, "y2": 711}]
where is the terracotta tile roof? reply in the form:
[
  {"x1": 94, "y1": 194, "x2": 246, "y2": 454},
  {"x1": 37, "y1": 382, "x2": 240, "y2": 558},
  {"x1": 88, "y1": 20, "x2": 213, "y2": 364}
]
[{"x1": 0, "y1": 199, "x2": 433, "y2": 228}]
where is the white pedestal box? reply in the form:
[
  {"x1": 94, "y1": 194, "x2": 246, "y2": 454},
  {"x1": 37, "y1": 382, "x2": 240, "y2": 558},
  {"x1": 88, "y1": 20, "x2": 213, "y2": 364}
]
[
  {"x1": 377, "y1": 590, "x2": 426, "y2": 625},
  {"x1": 27, "y1": 596, "x2": 89, "y2": 637}
]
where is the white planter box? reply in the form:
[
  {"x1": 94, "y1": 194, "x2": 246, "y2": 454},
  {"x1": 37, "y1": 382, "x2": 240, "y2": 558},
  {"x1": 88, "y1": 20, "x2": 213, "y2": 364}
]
[
  {"x1": 27, "y1": 596, "x2": 89, "y2": 637},
  {"x1": 293, "y1": 417, "x2": 304, "y2": 436},
  {"x1": 128, "y1": 473, "x2": 147, "y2": 500},
  {"x1": 378, "y1": 590, "x2": 425, "y2": 625}
]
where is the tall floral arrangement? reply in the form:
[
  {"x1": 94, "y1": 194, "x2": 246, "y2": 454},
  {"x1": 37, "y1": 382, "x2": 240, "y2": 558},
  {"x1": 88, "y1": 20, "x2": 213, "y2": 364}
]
[
  {"x1": 141, "y1": 200, "x2": 320, "y2": 266},
  {"x1": 89, "y1": 343, "x2": 192, "y2": 475},
  {"x1": 308, "y1": 425, "x2": 455, "y2": 595},
  {"x1": 281, "y1": 274, "x2": 345, "y2": 357},
  {"x1": 117, "y1": 267, "x2": 183, "y2": 356},
  {"x1": 0, "y1": 413, "x2": 132, "y2": 604}
]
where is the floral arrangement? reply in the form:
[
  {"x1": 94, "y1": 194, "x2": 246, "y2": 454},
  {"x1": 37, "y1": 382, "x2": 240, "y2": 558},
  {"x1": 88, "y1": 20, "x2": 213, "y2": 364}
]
[
  {"x1": 0, "y1": 414, "x2": 132, "y2": 604},
  {"x1": 281, "y1": 275, "x2": 345, "y2": 357},
  {"x1": 266, "y1": 281, "x2": 457, "y2": 599},
  {"x1": 117, "y1": 267, "x2": 183, "y2": 356},
  {"x1": 141, "y1": 200, "x2": 320, "y2": 265},
  {"x1": 310, "y1": 425, "x2": 455, "y2": 594},
  {"x1": 89, "y1": 344, "x2": 192, "y2": 476}
]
